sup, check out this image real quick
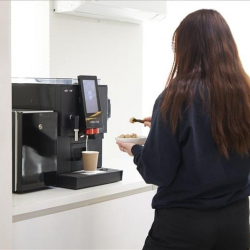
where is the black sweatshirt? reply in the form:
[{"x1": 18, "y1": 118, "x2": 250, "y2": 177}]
[{"x1": 131, "y1": 90, "x2": 250, "y2": 210}]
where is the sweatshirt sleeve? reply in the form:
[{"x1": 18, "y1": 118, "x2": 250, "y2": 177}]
[{"x1": 131, "y1": 96, "x2": 181, "y2": 187}]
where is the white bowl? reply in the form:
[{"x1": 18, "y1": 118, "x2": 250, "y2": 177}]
[{"x1": 115, "y1": 136, "x2": 147, "y2": 145}]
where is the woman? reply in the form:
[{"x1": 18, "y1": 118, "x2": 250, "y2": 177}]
[{"x1": 117, "y1": 9, "x2": 250, "y2": 250}]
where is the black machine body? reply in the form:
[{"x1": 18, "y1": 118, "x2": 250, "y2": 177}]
[{"x1": 12, "y1": 77, "x2": 122, "y2": 193}]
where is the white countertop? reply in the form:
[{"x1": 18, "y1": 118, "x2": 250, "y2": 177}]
[{"x1": 13, "y1": 157, "x2": 155, "y2": 220}]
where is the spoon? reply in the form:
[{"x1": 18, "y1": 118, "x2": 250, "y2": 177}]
[{"x1": 129, "y1": 117, "x2": 144, "y2": 124}]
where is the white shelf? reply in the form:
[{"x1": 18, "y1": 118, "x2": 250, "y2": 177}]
[{"x1": 12, "y1": 157, "x2": 154, "y2": 220}]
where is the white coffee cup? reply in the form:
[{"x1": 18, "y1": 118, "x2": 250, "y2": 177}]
[{"x1": 82, "y1": 151, "x2": 99, "y2": 172}]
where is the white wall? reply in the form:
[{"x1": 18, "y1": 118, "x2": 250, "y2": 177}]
[
  {"x1": 142, "y1": 17, "x2": 170, "y2": 134},
  {"x1": 0, "y1": 1, "x2": 12, "y2": 249},
  {"x1": 142, "y1": 1, "x2": 250, "y2": 124},
  {"x1": 49, "y1": 2, "x2": 143, "y2": 160},
  {"x1": 11, "y1": 1, "x2": 50, "y2": 77}
]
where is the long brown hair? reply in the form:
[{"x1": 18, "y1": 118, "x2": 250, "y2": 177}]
[{"x1": 161, "y1": 9, "x2": 250, "y2": 158}]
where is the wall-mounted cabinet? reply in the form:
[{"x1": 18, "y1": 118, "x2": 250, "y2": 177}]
[{"x1": 54, "y1": 0, "x2": 167, "y2": 24}]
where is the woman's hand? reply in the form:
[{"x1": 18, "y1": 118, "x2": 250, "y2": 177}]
[
  {"x1": 116, "y1": 142, "x2": 135, "y2": 156},
  {"x1": 143, "y1": 117, "x2": 151, "y2": 128}
]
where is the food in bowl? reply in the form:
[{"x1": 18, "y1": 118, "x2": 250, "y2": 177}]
[
  {"x1": 115, "y1": 134, "x2": 147, "y2": 145},
  {"x1": 117, "y1": 133, "x2": 138, "y2": 138}
]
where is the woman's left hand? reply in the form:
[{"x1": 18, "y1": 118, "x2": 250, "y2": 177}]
[{"x1": 116, "y1": 142, "x2": 135, "y2": 156}]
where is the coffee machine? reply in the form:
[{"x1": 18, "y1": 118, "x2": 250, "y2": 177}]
[{"x1": 12, "y1": 76, "x2": 123, "y2": 193}]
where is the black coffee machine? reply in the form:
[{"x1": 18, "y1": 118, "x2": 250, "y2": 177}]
[{"x1": 12, "y1": 76, "x2": 123, "y2": 193}]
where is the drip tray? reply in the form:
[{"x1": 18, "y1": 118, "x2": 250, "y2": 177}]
[{"x1": 56, "y1": 168, "x2": 123, "y2": 190}]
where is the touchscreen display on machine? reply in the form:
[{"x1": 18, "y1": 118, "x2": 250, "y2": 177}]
[
  {"x1": 78, "y1": 75, "x2": 103, "y2": 130},
  {"x1": 83, "y1": 79, "x2": 99, "y2": 114}
]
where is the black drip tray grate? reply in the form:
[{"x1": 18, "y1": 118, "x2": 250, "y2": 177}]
[{"x1": 56, "y1": 168, "x2": 123, "y2": 189}]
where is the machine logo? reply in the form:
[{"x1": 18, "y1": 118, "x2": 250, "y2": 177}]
[
  {"x1": 90, "y1": 120, "x2": 100, "y2": 124},
  {"x1": 64, "y1": 89, "x2": 73, "y2": 93}
]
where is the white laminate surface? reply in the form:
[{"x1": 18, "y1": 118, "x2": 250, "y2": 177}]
[{"x1": 12, "y1": 157, "x2": 154, "y2": 218}]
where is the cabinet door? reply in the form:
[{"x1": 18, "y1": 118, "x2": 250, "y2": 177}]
[
  {"x1": 13, "y1": 190, "x2": 156, "y2": 249},
  {"x1": 90, "y1": 190, "x2": 155, "y2": 249},
  {"x1": 13, "y1": 205, "x2": 92, "y2": 249}
]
